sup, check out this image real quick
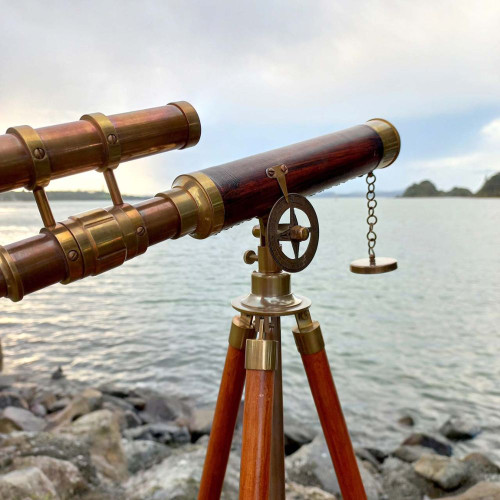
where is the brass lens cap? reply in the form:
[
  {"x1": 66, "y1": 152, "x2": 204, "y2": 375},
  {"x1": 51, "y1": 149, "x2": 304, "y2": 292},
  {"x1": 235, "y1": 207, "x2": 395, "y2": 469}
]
[{"x1": 350, "y1": 257, "x2": 398, "y2": 275}]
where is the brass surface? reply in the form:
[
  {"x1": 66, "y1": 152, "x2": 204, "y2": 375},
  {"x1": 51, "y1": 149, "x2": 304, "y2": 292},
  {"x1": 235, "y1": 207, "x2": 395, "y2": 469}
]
[
  {"x1": 243, "y1": 250, "x2": 258, "y2": 265},
  {"x1": 245, "y1": 338, "x2": 277, "y2": 371},
  {"x1": 251, "y1": 272, "x2": 290, "y2": 297},
  {"x1": 156, "y1": 188, "x2": 198, "y2": 238},
  {"x1": 171, "y1": 172, "x2": 225, "y2": 239},
  {"x1": 228, "y1": 314, "x2": 256, "y2": 350},
  {"x1": 366, "y1": 119, "x2": 400, "y2": 169},
  {"x1": 108, "y1": 204, "x2": 149, "y2": 260},
  {"x1": 266, "y1": 164, "x2": 289, "y2": 202},
  {"x1": 103, "y1": 169, "x2": 124, "y2": 206},
  {"x1": 33, "y1": 188, "x2": 56, "y2": 228},
  {"x1": 258, "y1": 246, "x2": 281, "y2": 274},
  {"x1": 80, "y1": 112, "x2": 122, "y2": 170},
  {"x1": 350, "y1": 256, "x2": 398, "y2": 274},
  {"x1": 6, "y1": 125, "x2": 51, "y2": 189},
  {"x1": 292, "y1": 309, "x2": 325, "y2": 355},
  {"x1": 0, "y1": 245, "x2": 24, "y2": 302},
  {"x1": 167, "y1": 101, "x2": 201, "y2": 149}
]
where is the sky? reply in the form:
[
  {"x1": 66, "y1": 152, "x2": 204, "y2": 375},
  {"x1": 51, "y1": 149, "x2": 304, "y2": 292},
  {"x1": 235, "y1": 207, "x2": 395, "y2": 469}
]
[{"x1": 1, "y1": 0, "x2": 500, "y2": 195}]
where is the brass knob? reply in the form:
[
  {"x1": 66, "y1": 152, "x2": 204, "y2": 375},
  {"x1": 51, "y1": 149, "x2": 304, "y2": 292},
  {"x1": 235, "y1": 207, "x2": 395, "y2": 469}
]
[{"x1": 243, "y1": 250, "x2": 258, "y2": 265}]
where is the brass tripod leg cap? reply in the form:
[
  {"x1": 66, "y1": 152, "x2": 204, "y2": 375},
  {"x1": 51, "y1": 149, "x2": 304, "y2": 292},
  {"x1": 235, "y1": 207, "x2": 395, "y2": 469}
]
[
  {"x1": 245, "y1": 339, "x2": 277, "y2": 371},
  {"x1": 292, "y1": 321, "x2": 324, "y2": 355}
]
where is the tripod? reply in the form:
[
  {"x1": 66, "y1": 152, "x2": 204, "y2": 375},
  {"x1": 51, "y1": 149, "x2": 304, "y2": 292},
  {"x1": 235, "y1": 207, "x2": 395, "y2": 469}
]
[{"x1": 197, "y1": 218, "x2": 367, "y2": 500}]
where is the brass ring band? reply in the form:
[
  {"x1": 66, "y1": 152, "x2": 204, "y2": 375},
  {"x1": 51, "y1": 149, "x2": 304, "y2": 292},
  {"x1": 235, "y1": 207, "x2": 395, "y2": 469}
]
[
  {"x1": 171, "y1": 171, "x2": 225, "y2": 239},
  {"x1": 228, "y1": 315, "x2": 255, "y2": 350},
  {"x1": 80, "y1": 112, "x2": 121, "y2": 171},
  {"x1": 0, "y1": 245, "x2": 24, "y2": 302},
  {"x1": 292, "y1": 322, "x2": 325, "y2": 355},
  {"x1": 155, "y1": 188, "x2": 198, "y2": 239},
  {"x1": 168, "y1": 101, "x2": 201, "y2": 149},
  {"x1": 365, "y1": 118, "x2": 401, "y2": 169},
  {"x1": 6, "y1": 125, "x2": 51, "y2": 190},
  {"x1": 108, "y1": 203, "x2": 149, "y2": 259},
  {"x1": 245, "y1": 339, "x2": 277, "y2": 371},
  {"x1": 43, "y1": 224, "x2": 84, "y2": 284}
]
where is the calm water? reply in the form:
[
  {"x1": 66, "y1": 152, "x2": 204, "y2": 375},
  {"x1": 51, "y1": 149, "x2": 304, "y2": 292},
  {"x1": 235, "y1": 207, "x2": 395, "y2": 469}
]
[{"x1": 1, "y1": 198, "x2": 499, "y2": 460}]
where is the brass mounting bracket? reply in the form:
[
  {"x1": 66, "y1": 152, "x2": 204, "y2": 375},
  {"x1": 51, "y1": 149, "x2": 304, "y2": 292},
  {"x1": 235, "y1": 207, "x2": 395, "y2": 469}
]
[{"x1": 266, "y1": 164, "x2": 289, "y2": 203}]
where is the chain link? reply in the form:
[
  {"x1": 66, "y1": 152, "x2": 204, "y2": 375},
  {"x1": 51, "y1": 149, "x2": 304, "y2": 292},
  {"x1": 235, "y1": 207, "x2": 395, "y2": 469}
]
[{"x1": 366, "y1": 172, "x2": 377, "y2": 264}]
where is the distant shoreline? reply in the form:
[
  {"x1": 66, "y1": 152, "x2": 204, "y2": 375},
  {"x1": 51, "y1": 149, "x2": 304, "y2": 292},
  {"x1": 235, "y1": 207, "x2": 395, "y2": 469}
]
[{"x1": 0, "y1": 191, "x2": 148, "y2": 202}]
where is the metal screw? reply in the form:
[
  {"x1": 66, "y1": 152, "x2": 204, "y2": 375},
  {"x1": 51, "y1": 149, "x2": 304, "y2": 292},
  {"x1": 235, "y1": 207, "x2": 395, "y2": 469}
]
[
  {"x1": 280, "y1": 164, "x2": 288, "y2": 173},
  {"x1": 107, "y1": 134, "x2": 118, "y2": 144},
  {"x1": 136, "y1": 226, "x2": 145, "y2": 236},
  {"x1": 267, "y1": 168, "x2": 275, "y2": 177},
  {"x1": 67, "y1": 250, "x2": 79, "y2": 262},
  {"x1": 33, "y1": 148, "x2": 45, "y2": 160}
]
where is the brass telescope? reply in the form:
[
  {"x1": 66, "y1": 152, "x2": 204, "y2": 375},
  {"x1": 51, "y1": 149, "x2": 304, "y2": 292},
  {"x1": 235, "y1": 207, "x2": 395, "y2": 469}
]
[{"x1": 0, "y1": 104, "x2": 399, "y2": 302}]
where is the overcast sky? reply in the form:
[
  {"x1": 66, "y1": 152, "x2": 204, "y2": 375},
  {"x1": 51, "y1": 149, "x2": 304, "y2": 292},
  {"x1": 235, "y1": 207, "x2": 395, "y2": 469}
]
[{"x1": 1, "y1": 0, "x2": 500, "y2": 195}]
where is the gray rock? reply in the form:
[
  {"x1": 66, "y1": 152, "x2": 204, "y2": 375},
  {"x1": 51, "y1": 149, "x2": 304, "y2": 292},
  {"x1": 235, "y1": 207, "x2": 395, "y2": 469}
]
[
  {"x1": 125, "y1": 442, "x2": 240, "y2": 500},
  {"x1": 0, "y1": 417, "x2": 21, "y2": 433},
  {"x1": 356, "y1": 448, "x2": 383, "y2": 471},
  {"x1": 402, "y1": 432, "x2": 452, "y2": 456},
  {"x1": 122, "y1": 438, "x2": 172, "y2": 474},
  {"x1": 440, "y1": 415, "x2": 481, "y2": 441},
  {"x1": 125, "y1": 396, "x2": 146, "y2": 411},
  {"x1": 47, "y1": 397, "x2": 71, "y2": 413},
  {"x1": 2, "y1": 406, "x2": 46, "y2": 431},
  {"x1": 30, "y1": 402, "x2": 47, "y2": 418},
  {"x1": 285, "y1": 435, "x2": 382, "y2": 499},
  {"x1": 286, "y1": 481, "x2": 337, "y2": 499},
  {"x1": 98, "y1": 383, "x2": 131, "y2": 398},
  {"x1": 189, "y1": 406, "x2": 214, "y2": 441},
  {"x1": 135, "y1": 389, "x2": 192, "y2": 424},
  {"x1": 398, "y1": 415, "x2": 415, "y2": 427},
  {"x1": 12, "y1": 455, "x2": 88, "y2": 499},
  {"x1": 124, "y1": 409, "x2": 142, "y2": 429},
  {"x1": 414, "y1": 453, "x2": 468, "y2": 490},
  {"x1": 444, "y1": 481, "x2": 500, "y2": 499},
  {"x1": 124, "y1": 422, "x2": 190, "y2": 445},
  {"x1": 102, "y1": 393, "x2": 135, "y2": 413},
  {"x1": 394, "y1": 445, "x2": 437, "y2": 463},
  {"x1": 64, "y1": 409, "x2": 127, "y2": 482},
  {"x1": 47, "y1": 388, "x2": 102, "y2": 429},
  {"x1": 0, "y1": 431, "x2": 98, "y2": 484},
  {"x1": 462, "y1": 452, "x2": 500, "y2": 485},
  {"x1": 284, "y1": 422, "x2": 315, "y2": 456},
  {"x1": 0, "y1": 391, "x2": 28, "y2": 410},
  {"x1": 0, "y1": 466, "x2": 58, "y2": 499},
  {"x1": 51, "y1": 366, "x2": 64, "y2": 380}
]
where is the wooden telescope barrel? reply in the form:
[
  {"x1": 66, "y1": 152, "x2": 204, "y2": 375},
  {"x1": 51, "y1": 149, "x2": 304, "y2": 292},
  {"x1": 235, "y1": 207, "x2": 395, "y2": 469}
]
[
  {"x1": 0, "y1": 119, "x2": 400, "y2": 301},
  {"x1": 0, "y1": 101, "x2": 200, "y2": 193}
]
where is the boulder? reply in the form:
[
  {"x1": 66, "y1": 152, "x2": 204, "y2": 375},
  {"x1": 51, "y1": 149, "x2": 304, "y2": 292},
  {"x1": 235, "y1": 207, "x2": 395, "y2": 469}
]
[
  {"x1": 124, "y1": 410, "x2": 142, "y2": 429},
  {"x1": 285, "y1": 435, "x2": 382, "y2": 499},
  {"x1": 66, "y1": 409, "x2": 127, "y2": 481},
  {"x1": 284, "y1": 422, "x2": 315, "y2": 456},
  {"x1": 2, "y1": 406, "x2": 46, "y2": 431},
  {"x1": 402, "y1": 432, "x2": 452, "y2": 456},
  {"x1": 125, "y1": 441, "x2": 240, "y2": 499},
  {"x1": 445, "y1": 481, "x2": 500, "y2": 499},
  {"x1": 398, "y1": 416, "x2": 415, "y2": 427},
  {"x1": 47, "y1": 397, "x2": 71, "y2": 414},
  {"x1": 0, "y1": 466, "x2": 58, "y2": 499},
  {"x1": 394, "y1": 445, "x2": 437, "y2": 463},
  {"x1": 356, "y1": 448, "x2": 384, "y2": 471},
  {"x1": 0, "y1": 391, "x2": 28, "y2": 410},
  {"x1": 189, "y1": 406, "x2": 214, "y2": 442},
  {"x1": 135, "y1": 389, "x2": 192, "y2": 424},
  {"x1": 286, "y1": 480, "x2": 338, "y2": 499},
  {"x1": 30, "y1": 402, "x2": 47, "y2": 418},
  {"x1": 47, "y1": 388, "x2": 103, "y2": 428},
  {"x1": 98, "y1": 383, "x2": 131, "y2": 399},
  {"x1": 414, "y1": 453, "x2": 468, "y2": 490},
  {"x1": 440, "y1": 416, "x2": 481, "y2": 441},
  {"x1": 51, "y1": 366, "x2": 65, "y2": 380},
  {"x1": 12, "y1": 455, "x2": 88, "y2": 499},
  {"x1": 124, "y1": 422, "x2": 190, "y2": 445},
  {"x1": 122, "y1": 438, "x2": 172, "y2": 474},
  {"x1": 102, "y1": 394, "x2": 135, "y2": 413},
  {"x1": 125, "y1": 396, "x2": 146, "y2": 411},
  {"x1": 0, "y1": 431, "x2": 98, "y2": 484}
]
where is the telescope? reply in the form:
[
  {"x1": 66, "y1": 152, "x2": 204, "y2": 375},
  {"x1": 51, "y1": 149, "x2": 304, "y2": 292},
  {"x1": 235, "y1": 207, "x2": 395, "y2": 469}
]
[
  {"x1": 0, "y1": 102, "x2": 398, "y2": 302},
  {"x1": 0, "y1": 101, "x2": 400, "y2": 500}
]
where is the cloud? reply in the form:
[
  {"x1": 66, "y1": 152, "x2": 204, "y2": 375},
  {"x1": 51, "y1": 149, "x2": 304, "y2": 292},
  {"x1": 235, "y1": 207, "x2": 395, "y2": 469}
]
[{"x1": 1, "y1": 0, "x2": 500, "y2": 194}]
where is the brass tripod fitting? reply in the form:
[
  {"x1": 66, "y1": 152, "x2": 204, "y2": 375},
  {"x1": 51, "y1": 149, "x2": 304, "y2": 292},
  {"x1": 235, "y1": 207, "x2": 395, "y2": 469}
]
[
  {"x1": 292, "y1": 309, "x2": 325, "y2": 355},
  {"x1": 228, "y1": 314, "x2": 255, "y2": 350},
  {"x1": 245, "y1": 338, "x2": 277, "y2": 371}
]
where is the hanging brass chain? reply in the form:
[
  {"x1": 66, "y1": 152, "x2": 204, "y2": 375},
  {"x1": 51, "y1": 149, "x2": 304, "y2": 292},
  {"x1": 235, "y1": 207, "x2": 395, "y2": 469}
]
[{"x1": 366, "y1": 172, "x2": 378, "y2": 265}]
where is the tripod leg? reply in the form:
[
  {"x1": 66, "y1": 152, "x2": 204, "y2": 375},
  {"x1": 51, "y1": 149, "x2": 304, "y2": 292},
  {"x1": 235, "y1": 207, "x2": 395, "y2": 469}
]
[
  {"x1": 198, "y1": 314, "x2": 255, "y2": 500},
  {"x1": 293, "y1": 310, "x2": 367, "y2": 500},
  {"x1": 239, "y1": 318, "x2": 277, "y2": 500},
  {"x1": 268, "y1": 317, "x2": 285, "y2": 500}
]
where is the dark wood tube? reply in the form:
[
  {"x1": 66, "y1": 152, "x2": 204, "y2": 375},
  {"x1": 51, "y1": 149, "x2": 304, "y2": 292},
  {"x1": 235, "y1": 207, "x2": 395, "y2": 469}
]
[
  {"x1": 301, "y1": 349, "x2": 367, "y2": 500},
  {"x1": 198, "y1": 345, "x2": 247, "y2": 499},
  {"x1": 0, "y1": 101, "x2": 200, "y2": 193},
  {"x1": 201, "y1": 123, "x2": 392, "y2": 229},
  {"x1": 239, "y1": 370, "x2": 275, "y2": 500}
]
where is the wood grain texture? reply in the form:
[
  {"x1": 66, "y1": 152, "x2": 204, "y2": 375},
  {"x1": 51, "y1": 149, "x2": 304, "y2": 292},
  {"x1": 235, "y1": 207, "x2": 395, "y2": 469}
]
[
  {"x1": 201, "y1": 125, "x2": 383, "y2": 229},
  {"x1": 301, "y1": 349, "x2": 367, "y2": 500},
  {"x1": 239, "y1": 370, "x2": 275, "y2": 500},
  {"x1": 198, "y1": 344, "x2": 247, "y2": 500}
]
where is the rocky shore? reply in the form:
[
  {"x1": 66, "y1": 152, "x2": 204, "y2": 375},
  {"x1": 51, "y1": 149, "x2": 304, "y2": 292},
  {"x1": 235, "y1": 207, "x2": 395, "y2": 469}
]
[{"x1": 0, "y1": 368, "x2": 497, "y2": 500}]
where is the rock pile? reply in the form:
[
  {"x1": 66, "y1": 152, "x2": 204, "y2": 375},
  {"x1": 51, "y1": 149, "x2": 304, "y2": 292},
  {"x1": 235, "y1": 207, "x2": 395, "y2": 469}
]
[{"x1": 0, "y1": 370, "x2": 497, "y2": 499}]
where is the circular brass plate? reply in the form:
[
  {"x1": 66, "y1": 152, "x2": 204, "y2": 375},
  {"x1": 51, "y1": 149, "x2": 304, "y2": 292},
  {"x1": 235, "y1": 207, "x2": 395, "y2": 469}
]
[
  {"x1": 232, "y1": 293, "x2": 311, "y2": 316},
  {"x1": 350, "y1": 257, "x2": 398, "y2": 275}
]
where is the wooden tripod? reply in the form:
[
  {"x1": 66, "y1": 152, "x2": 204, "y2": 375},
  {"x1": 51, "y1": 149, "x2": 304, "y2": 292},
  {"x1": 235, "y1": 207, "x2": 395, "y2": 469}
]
[{"x1": 196, "y1": 244, "x2": 367, "y2": 500}]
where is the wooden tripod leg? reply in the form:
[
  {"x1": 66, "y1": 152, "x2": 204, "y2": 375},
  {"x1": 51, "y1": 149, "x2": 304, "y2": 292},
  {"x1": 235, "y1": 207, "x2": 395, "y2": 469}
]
[
  {"x1": 198, "y1": 315, "x2": 255, "y2": 500},
  {"x1": 239, "y1": 324, "x2": 277, "y2": 500},
  {"x1": 293, "y1": 310, "x2": 367, "y2": 500}
]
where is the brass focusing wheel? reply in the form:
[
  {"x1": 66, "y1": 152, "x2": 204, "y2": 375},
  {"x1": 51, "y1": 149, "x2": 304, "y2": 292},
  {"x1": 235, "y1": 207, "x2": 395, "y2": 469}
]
[{"x1": 266, "y1": 193, "x2": 319, "y2": 273}]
